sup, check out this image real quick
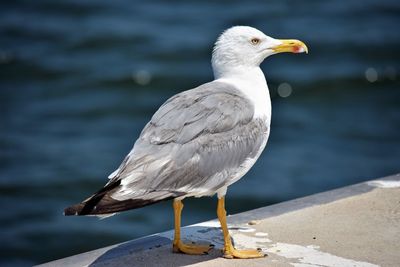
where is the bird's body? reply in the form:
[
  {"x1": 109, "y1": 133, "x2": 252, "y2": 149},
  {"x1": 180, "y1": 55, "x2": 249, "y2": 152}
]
[
  {"x1": 65, "y1": 78, "x2": 270, "y2": 215},
  {"x1": 65, "y1": 26, "x2": 307, "y2": 259}
]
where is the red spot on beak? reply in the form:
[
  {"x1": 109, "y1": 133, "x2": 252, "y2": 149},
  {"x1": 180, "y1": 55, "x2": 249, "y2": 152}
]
[{"x1": 293, "y1": 46, "x2": 301, "y2": 53}]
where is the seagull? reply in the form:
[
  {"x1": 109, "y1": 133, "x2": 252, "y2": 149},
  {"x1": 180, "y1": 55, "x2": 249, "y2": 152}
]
[{"x1": 64, "y1": 26, "x2": 308, "y2": 259}]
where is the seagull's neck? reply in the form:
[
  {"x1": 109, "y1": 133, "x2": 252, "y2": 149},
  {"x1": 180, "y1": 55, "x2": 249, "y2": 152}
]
[{"x1": 214, "y1": 66, "x2": 271, "y2": 119}]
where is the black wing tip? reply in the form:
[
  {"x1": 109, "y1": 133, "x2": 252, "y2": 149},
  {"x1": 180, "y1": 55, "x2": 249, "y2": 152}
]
[
  {"x1": 63, "y1": 196, "x2": 178, "y2": 216},
  {"x1": 63, "y1": 179, "x2": 123, "y2": 216},
  {"x1": 64, "y1": 203, "x2": 84, "y2": 216}
]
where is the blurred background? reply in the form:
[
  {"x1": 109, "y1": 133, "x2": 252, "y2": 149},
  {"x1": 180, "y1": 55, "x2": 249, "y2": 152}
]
[{"x1": 1, "y1": 0, "x2": 399, "y2": 265}]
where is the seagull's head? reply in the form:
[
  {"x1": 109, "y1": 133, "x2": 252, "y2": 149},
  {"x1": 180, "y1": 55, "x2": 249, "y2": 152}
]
[{"x1": 212, "y1": 26, "x2": 308, "y2": 78}]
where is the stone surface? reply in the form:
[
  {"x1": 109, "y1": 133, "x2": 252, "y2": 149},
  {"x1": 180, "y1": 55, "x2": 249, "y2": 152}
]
[{"x1": 38, "y1": 174, "x2": 400, "y2": 267}]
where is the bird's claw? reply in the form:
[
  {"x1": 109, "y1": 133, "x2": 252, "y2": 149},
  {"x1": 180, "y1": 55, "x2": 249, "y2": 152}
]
[{"x1": 173, "y1": 241, "x2": 214, "y2": 255}]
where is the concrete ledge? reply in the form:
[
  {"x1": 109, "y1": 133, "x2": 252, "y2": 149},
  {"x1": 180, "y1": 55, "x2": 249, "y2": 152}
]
[{"x1": 38, "y1": 174, "x2": 400, "y2": 267}]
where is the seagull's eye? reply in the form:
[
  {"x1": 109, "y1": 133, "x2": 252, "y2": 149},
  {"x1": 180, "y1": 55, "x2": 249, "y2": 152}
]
[{"x1": 251, "y1": 38, "x2": 260, "y2": 45}]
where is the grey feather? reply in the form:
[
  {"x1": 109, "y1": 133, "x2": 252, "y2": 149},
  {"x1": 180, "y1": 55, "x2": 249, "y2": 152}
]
[{"x1": 108, "y1": 81, "x2": 269, "y2": 201}]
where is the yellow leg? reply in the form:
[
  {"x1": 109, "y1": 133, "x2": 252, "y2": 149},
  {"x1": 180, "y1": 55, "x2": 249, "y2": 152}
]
[
  {"x1": 217, "y1": 197, "x2": 266, "y2": 259},
  {"x1": 172, "y1": 199, "x2": 214, "y2": 255}
]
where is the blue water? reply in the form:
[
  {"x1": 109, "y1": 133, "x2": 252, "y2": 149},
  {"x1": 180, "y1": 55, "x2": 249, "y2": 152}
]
[{"x1": 1, "y1": 0, "x2": 399, "y2": 265}]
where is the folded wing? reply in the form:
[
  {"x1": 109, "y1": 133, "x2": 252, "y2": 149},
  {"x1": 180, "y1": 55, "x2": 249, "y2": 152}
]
[{"x1": 64, "y1": 81, "x2": 268, "y2": 216}]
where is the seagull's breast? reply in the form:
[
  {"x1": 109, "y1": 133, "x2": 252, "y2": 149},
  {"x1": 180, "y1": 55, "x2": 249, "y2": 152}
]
[{"x1": 217, "y1": 69, "x2": 271, "y2": 122}]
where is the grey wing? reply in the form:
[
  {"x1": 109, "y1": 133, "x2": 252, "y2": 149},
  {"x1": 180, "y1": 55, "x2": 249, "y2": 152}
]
[{"x1": 108, "y1": 81, "x2": 269, "y2": 201}]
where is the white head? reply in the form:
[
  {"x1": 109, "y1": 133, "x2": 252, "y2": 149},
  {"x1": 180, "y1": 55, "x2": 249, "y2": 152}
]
[{"x1": 211, "y1": 26, "x2": 308, "y2": 78}]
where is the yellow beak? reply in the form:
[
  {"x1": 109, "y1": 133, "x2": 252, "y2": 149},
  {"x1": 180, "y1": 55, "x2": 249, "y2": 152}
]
[{"x1": 272, "y1": 39, "x2": 308, "y2": 54}]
